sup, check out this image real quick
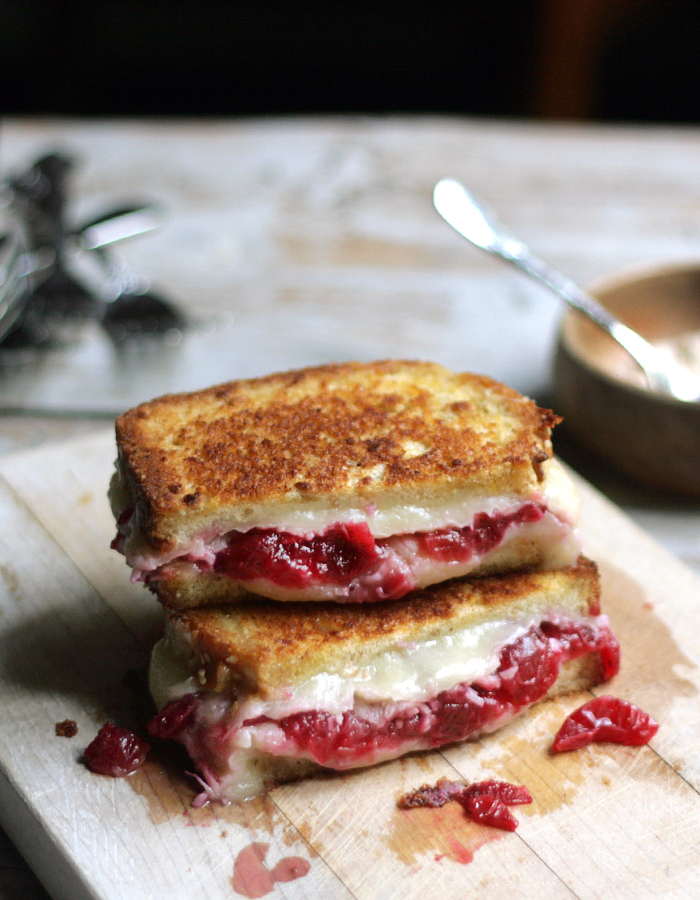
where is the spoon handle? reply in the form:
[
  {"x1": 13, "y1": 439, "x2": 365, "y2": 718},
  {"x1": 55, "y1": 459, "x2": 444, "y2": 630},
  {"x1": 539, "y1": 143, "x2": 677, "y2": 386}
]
[{"x1": 433, "y1": 178, "x2": 674, "y2": 396}]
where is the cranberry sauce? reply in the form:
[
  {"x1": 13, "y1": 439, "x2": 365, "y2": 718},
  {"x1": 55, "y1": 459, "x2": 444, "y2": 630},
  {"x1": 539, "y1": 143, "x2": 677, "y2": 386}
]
[
  {"x1": 84, "y1": 721, "x2": 150, "y2": 777},
  {"x1": 417, "y1": 503, "x2": 544, "y2": 563},
  {"x1": 214, "y1": 522, "x2": 380, "y2": 589},
  {"x1": 244, "y1": 618, "x2": 620, "y2": 769},
  {"x1": 148, "y1": 692, "x2": 198, "y2": 741},
  {"x1": 110, "y1": 506, "x2": 134, "y2": 554},
  {"x1": 552, "y1": 696, "x2": 658, "y2": 753},
  {"x1": 211, "y1": 503, "x2": 545, "y2": 595},
  {"x1": 399, "y1": 778, "x2": 533, "y2": 831}
]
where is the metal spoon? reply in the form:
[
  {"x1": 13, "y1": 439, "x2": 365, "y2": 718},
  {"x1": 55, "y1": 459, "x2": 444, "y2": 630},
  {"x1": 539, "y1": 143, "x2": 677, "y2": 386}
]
[
  {"x1": 69, "y1": 202, "x2": 187, "y2": 342},
  {"x1": 1, "y1": 150, "x2": 185, "y2": 349},
  {"x1": 433, "y1": 178, "x2": 700, "y2": 402}
]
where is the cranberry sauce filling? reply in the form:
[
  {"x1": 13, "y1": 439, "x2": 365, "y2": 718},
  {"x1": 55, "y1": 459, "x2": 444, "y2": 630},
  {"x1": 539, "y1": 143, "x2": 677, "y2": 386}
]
[
  {"x1": 148, "y1": 692, "x2": 198, "y2": 741},
  {"x1": 418, "y1": 504, "x2": 544, "y2": 563},
  {"x1": 110, "y1": 506, "x2": 134, "y2": 554},
  {"x1": 211, "y1": 503, "x2": 546, "y2": 595},
  {"x1": 242, "y1": 618, "x2": 620, "y2": 768},
  {"x1": 149, "y1": 617, "x2": 621, "y2": 783},
  {"x1": 214, "y1": 522, "x2": 380, "y2": 589}
]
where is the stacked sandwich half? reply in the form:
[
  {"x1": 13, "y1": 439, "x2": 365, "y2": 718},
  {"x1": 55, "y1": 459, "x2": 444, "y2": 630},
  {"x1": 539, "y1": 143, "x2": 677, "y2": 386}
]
[{"x1": 109, "y1": 361, "x2": 619, "y2": 802}]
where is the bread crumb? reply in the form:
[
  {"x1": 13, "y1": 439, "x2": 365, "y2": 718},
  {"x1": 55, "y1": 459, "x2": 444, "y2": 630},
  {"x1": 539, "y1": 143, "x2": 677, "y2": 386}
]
[{"x1": 55, "y1": 719, "x2": 78, "y2": 738}]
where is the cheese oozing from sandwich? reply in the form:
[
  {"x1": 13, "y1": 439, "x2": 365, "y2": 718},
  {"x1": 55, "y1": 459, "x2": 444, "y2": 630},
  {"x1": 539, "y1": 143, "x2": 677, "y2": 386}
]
[
  {"x1": 146, "y1": 561, "x2": 619, "y2": 802},
  {"x1": 112, "y1": 456, "x2": 580, "y2": 603}
]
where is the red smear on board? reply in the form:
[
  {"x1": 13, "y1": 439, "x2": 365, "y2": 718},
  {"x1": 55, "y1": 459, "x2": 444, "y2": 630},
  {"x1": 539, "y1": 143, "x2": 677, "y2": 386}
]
[{"x1": 232, "y1": 842, "x2": 310, "y2": 898}]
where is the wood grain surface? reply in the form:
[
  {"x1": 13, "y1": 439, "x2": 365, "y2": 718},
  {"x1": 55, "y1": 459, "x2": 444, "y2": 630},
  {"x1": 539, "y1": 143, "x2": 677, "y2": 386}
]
[
  {"x1": 3, "y1": 114, "x2": 700, "y2": 900},
  {"x1": 0, "y1": 430, "x2": 698, "y2": 900},
  {"x1": 4, "y1": 116, "x2": 700, "y2": 414}
]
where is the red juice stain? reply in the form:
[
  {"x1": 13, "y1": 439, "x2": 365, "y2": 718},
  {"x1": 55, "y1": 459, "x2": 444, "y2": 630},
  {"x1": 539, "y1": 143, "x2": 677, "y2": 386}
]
[
  {"x1": 270, "y1": 856, "x2": 311, "y2": 883},
  {"x1": 446, "y1": 836, "x2": 474, "y2": 865},
  {"x1": 232, "y1": 844, "x2": 275, "y2": 898},
  {"x1": 388, "y1": 803, "x2": 501, "y2": 866},
  {"x1": 232, "y1": 842, "x2": 310, "y2": 898}
]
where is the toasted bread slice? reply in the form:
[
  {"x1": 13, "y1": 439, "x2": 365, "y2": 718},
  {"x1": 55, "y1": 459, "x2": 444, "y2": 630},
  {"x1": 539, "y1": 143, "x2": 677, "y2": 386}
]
[
  {"x1": 147, "y1": 557, "x2": 620, "y2": 801},
  {"x1": 111, "y1": 361, "x2": 580, "y2": 604}
]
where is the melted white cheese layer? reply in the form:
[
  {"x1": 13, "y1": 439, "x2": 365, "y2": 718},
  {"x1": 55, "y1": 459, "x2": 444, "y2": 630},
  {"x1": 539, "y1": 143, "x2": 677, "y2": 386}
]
[
  {"x1": 151, "y1": 607, "x2": 565, "y2": 721},
  {"x1": 119, "y1": 457, "x2": 580, "y2": 579},
  {"x1": 215, "y1": 456, "x2": 578, "y2": 536}
]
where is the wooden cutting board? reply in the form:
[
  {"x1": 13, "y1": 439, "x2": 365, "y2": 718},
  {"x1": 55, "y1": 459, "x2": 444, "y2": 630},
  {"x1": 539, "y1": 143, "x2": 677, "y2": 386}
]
[{"x1": 0, "y1": 430, "x2": 699, "y2": 900}]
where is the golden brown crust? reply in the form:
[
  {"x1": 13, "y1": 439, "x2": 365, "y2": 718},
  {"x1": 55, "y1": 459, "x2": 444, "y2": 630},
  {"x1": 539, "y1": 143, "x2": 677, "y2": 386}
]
[
  {"x1": 114, "y1": 360, "x2": 560, "y2": 553},
  {"x1": 167, "y1": 556, "x2": 600, "y2": 698}
]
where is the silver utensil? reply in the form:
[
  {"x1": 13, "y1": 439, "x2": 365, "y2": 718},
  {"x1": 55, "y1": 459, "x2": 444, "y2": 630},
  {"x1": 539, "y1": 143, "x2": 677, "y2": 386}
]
[
  {"x1": 69, "y1": 202, "x2": 187, "y2": 342},
  {"x1": 1, "y1": 145, "x2": 186, "y2": 350},
  {"x1": 71, "y1": 203, "x2": 165, "y2": 250},
  {"x1": 0, "y1": 204, "x2": 156, "y2": 349},
  {"x1": 1, "y1": 197, "x2": 185, "y2": 349},
  {"x1": 433, "y1": 178, "x2": 700, "y2": 402}
]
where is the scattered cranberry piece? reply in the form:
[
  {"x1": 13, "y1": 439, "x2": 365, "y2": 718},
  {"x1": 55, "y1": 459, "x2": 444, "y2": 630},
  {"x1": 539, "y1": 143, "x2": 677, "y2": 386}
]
[
  {"x1": 462, "y1": 779, "x2": 533, "y2": 806},
  {"x1": 397, "y1": 778, "x2": 462, "y2": 809},
  {"x1": 398, "y1": 777, "x2": 532, "y2": 831},
  {"x1": 552, "y1": 696, "x2": 659, "y2": 753},
  {"x1": 459, "y1": 780, "x2": 533, "y2": 831},
  {"x1": 84, "y1": 722, "x2": 150, "y2": 777},
  {"x1": 148, "y1": 693, "x2": 198, "y2": 741},
  {"x1": 461, "y1": 793, "x2": 518, "y2": 832}
]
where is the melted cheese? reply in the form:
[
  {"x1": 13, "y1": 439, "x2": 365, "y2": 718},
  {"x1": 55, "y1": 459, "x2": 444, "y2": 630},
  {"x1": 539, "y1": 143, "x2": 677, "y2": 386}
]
[
  {"x1": 122, "y1": 458, "x2": 580, "y2": 582},
  {"x1": 150, "y1": 607, "x2": 608, "y2": 801},
  {"x1": 207, "y1": 457, "x2": 578, "y2": 537},
  {"x1": 151, "y1": 608, "x2": 563, "y2": 719}
]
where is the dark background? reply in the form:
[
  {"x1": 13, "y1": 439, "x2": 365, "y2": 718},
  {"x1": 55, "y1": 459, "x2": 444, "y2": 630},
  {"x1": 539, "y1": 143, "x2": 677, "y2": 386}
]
[{"x1": 1, "y1": 0, "x2": 700, "y2": 122}]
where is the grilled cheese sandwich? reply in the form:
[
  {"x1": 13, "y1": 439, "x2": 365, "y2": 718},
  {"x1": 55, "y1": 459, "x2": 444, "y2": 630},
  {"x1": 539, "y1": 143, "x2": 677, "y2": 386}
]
[
  {"x1": 110, "y1": 361, "x2": 581, "y2": 605},
  {"x1": 147, "y1": 558, "x2": 619, "y2": 801}
]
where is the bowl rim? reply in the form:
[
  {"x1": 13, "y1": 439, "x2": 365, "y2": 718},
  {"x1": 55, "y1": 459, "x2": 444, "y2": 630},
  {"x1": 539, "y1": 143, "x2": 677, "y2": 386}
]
[
  {"x1": 585, "y1": 256, "x2": 700, "y2": 296},
  {"x1": 556, "y1": 257, "x2": 700, "y2": 407}
]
